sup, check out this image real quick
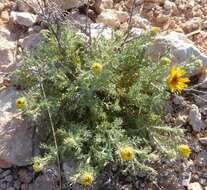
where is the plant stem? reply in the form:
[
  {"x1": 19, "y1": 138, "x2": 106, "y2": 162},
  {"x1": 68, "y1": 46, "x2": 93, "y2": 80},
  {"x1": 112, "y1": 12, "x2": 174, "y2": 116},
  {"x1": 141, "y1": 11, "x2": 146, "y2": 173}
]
[{"x1": 39, "y1": 80, "x2": 62, "y2": 190}]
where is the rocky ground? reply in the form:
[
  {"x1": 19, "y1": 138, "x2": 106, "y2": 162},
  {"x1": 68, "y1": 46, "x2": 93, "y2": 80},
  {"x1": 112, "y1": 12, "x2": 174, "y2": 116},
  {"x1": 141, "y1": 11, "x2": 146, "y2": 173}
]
[{"x1": 0, "y1": 0, "x2": 207, "y2": 189}]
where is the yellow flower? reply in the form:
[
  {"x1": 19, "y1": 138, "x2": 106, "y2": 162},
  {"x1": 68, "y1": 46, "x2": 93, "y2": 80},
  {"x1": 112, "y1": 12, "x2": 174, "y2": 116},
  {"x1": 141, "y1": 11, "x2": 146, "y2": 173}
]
[
  {"x1": 160, "y1": 57, "x2": 172, "y2": 65},
  {"x1": 81, "y1": 173, "x2": 94, "y2": 186},
  {"x1": 16, "y1": 97, "x2": 27, "y2": 109},
  {"x1": 91, "y1": 63, "x2": 103, "y2": 74},
  {"x1": 167, "y1": 66, "x2": 190, "y2": 93},
  {"x1": 33, "y1": 161, "x2": 44, "y2": 173},
  {"x1": 151, "y1": 26, "x2": 160, "y2": 34},
  {"x1": 120, "y1": 147, "x2": 135, "y2": 161},
  {"x1": 178, "y1": 144, "x2": 192, "y2": 158}
]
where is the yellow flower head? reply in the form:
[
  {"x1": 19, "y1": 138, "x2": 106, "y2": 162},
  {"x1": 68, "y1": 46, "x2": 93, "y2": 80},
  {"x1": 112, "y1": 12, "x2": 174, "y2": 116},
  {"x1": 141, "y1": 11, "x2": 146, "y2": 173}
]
[
  {"x1": 178, "y1": 144, "x2": 192, "y2": 158},
  {"x1": 120, "y1": 147, "x2": 135, "y2": 161},
  {"x1": 81, "y1": 173, "x2": 94, "y2": 186},
  {"x1": 33, "y1": 161, "x2": 44, "y2": 173},
  {"x1": 16, "y1": 97, "x2": 27, "y2": 109},
  {"x1": 91, "y1": 63, "x2": 103, "y2": 74},
  {"x1": 160, "y1": 57, "x2": 172, "y2": 65},
  {"x1": 151, "y1": 26, "x2": 160, "y2": 34},
  {"x1": 167, "y1": 66, "x2": 190, "y2": 93}
]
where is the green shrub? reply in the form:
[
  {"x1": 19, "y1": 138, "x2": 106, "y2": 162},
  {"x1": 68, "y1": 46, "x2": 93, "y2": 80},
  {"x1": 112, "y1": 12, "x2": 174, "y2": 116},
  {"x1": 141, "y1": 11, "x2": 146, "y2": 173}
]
[{"x1": 16, "y1": 27, "x2": 183, "y2": 185}]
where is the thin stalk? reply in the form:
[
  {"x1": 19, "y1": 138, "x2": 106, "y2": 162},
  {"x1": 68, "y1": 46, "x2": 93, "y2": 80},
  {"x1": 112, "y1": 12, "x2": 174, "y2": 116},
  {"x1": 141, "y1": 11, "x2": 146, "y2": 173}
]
[{"x1": 39, "y1": 80, "x2": 62, "y2": 190}]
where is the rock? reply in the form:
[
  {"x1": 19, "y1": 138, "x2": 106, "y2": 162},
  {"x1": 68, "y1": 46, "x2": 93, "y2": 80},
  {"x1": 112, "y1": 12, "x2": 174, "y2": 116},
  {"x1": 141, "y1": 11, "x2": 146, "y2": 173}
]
[
  {"x1": 28, "y1": 25, "x2": 42, "y2": 34},
  {"x1": 203, "y1": 21, "x2": 207, "y2": 29},
  {"x1": 42, "y1": 165, "x2": 58, "y2": 183},
  {"x1": 175, "y1": 0, "x2": 195, "y2": 10},
  {"x1": 101, "y1": 0, "x2": 113, "y2": 9},
  {"x1": 21, "y1": 183, "x2": 29, "y2": 190},
  {"x1": 188, "y1": 104, "x2": 206, "y2": 132},
  {"x1": 90, "y1": 23, "x2": 113, "y2": 39},
  {"x1": 18, "y1": 33, "x2": 43, "y2": 50},
  {"x1": 97, "y1": 9, "x2": 128, "y2": 28},
  {"x1": 6, "y1": 187, "x2": 15, "y2": 190},
  {"x1": 194, "y1": 94, "x2": 207, "y2": 106},
  {"x1": 196, "y1": 151, "x2": 207, "y2": 167},
  {"x1": 33, "y1": 175, "x2": 58, "y2": 190},
  {"x1": 0, "y1": 159, "x2": 12, "y2": 169},
  {"x1": 131, "y1": 28, "x2": 144, "y2": 36},
  {"x1": 132, "y1": 14, "x2": 150, "y2": 29},
  {"x1": 145, "y1": 32, "x2": 207, "y2": 65},
  {"x1": 181, "y1": 172, "x2": 192, "y2": 187},
  {"x1": 15, "y1": 0, "x2": 44, "y2": 14},
  {"x1": 0, "y1": 89, "x2": 37, "y2": 166},
  {"x1": 10, "y1": 11, "x2": 38, "y2": 27},
  {"x1": 58, "y1": 0, "x2": 85, "y2": 10},
  {"x1": 1, "y1": 11, "x2": 9, "y2": 23},
  {"x1": 188, "y1": 182, "x2": 203, "y2": 190},
  {"x1": 198, "y1": 69, "x2": 207, "y2": 89},
  {"x1": 13, "y1": 180, "x2": 21, "y2": 189},
  {"x1": 68, "y1": 11, "x2": 93, "y2": 30},
  {"x1": 0, "y1": 28, "x2": 16, "y2": 73},
  {"x1": 182, "y1": 17, "x2": 202, "y2": 33},
  {"x1": 63, "y1": 157, "x2": 78, "y2": 182},
  {"x1": 1, "y1": 170, "x2": 11, "y2": 178},
  {"x1": 164, "y1": 0, "x2": 174, "y2": 10},
  {"x1": 199, "y1": 137, "x2": 207, "y2": 145},
  {"x1": 18, "y1": 169, "x2": 33, "y2": 183}
]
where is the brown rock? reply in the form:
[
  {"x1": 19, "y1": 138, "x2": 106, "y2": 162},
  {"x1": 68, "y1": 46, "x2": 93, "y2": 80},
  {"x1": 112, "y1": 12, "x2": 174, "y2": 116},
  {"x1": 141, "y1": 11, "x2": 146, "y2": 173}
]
[
  {"x1": 1, "y1": 11, "x2": 9, "y2": 23},
  {"x1": 97, "y1": 9, "x2": 128, "y2": 28},
  {"x1": 0, "y1": 159, "x2": 12, "y2": 168},
  {"x1": 0, "y1": 28, "x2": 16, "y2": 73},
  {"x1": 182, "y1": 17, "x2": 202, "y2": 33},
  {"x1": 101, "y1": 0, "x2": 113, "y2": 9}
]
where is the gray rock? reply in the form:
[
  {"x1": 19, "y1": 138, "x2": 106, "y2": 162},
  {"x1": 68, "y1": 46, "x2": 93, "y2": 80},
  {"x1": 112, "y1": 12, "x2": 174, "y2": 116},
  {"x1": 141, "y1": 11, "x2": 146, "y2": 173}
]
[
  {"x1": 18, "y1": 169, "x2": 33, "y2": 183},
  {"x1": 198, "y1": 71, "x2": 207, "y2": 89},
  {"x1": 181, "y1": 172, "x2": 191, "y2": 187},
  {"x1": 194, "y1": 94, "x2": 207, "y2": 106},
  {"x1": 1, "y1": 170, "x2": 11, "y2": 178},
  {"x1": 188, "y1": 182, "x2": 203, "y2": 190},
  {"x1": 196, "y1": 151, "x2": 207, "y2": 167},
  {"x1": 63, "y1": 157, "x2": 78, "y2": 182},
  {"x1": 43, "y1": 165, "x2": 58, "y2": 183},
  {"x1": 145, "y1": 32, "x2": 207, "y2": 65},
  {"x1": 6, "y1": 187, "x2": 15, "y2": 190},
  {"x1": 0, "y1": 181, "x2": 7, "y2": 190},
  {"x1": 13, "y1": 180, "x2": 21, "y2": 189},
  {"x1": 188, "y1": 104, "x2": 206, "y2": 132},
  {"x1": 33, "y1": 175, "x2": 58, "y2": 190},
  {"x1": 18, "y1": 33, "x2": 43, "y2": 50},
  {"x1": 10, "y1": 11, "x2": 38, "y2": 27},
  {"x1": 20, "y1": 183, "x2": 29, "y2": 190},
  {"x1": 90, "y1": 23, "x2": 113, "y2": 40},
  {"x1": 0, "y1": 89, "x2": 37, "y2": 166},
  {"x1": 4, "y1": 175, "x2": 13, "y2": 183}
]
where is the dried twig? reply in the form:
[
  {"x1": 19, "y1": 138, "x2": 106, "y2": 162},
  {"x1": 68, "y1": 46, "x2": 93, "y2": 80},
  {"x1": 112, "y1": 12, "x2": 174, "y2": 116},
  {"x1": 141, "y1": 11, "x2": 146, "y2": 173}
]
[{"x1": 123, "y1": 0, "x2": 137, "y2": 42}]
